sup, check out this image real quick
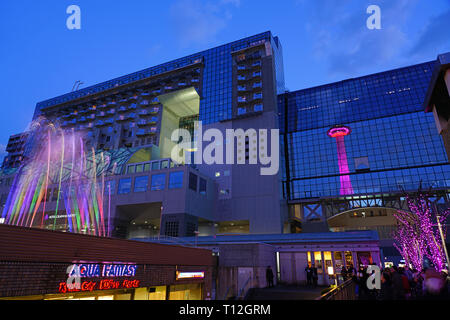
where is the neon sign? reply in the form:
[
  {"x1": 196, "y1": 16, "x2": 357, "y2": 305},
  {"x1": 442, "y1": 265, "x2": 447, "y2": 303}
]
[
  {"x1": 176, "y1": 271, "x2": 205, "y2": 280},
  {"x1": 58, "y1": 279, "x2": 140, "y2": 293},
  {"x1": 68, "y1": 264, "x2": 137, "y2": 278}
]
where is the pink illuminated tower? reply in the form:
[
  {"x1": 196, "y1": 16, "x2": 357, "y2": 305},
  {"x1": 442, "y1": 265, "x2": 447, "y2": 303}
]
[{"x1": 327, "y1": 126, "x2": 354, "y2": 195}]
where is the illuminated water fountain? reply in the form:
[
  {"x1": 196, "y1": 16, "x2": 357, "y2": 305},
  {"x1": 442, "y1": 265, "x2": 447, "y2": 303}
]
[{"x1": 1, "y1": 119, "x2": 114, "y2": 236}]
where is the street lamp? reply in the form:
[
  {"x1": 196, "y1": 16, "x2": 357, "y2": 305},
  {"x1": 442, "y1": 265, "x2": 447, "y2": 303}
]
[{"x1": 436, "y1": 213, "x2": 450, "y2": 278}]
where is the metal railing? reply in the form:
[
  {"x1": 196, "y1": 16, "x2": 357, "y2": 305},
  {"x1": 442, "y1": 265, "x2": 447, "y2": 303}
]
[{"x1": 316, "y1": 279, "x2": 356, "y2": 301}]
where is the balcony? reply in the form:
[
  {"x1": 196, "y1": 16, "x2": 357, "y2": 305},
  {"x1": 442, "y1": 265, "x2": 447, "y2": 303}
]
[
  {"x1": 137, "y1": 120, "x2": 150, "y2": 127},
  {"x1": 98, "y1": 111, "x2": 107, "y2": 118},
  {"x1": 98, "y1": 104, "x2": 107, "y2": 109},
  {"x1": 152, "y1": 89, "x2": 161, "y2": 95},
  {"x1": 108, "y1": 101, "x2": 117, "y2": 107},
  {"x1": 252, "y1": 60, "x2": 262, "y2": 68},
  {"x1": 150, "y1": 107, "x2": 159, "y2": 114},
  {"x1": 128, "y1": 96, "x2": 138, "y2": 102},
  {"x1": 87, "y1": 114, "x2": 96, "y2": 120},
  {"x1": 252, "y1": 82, "x2": 262, "y2": 90},
  {"x1": 237, "y1": 75, "x2": 247, "y2": 82},
  {"x1": 118, "y1": 106, "x2": 128, "y2": 113},
  {"x1": 136, "y1": 127, "x2": 157, "y2": 137},
  {"x1": 95, "y1": 120, "x2": 107, "y2": 127},
  {"x1": 252, "y1": 71, "x2": 262, "y2": 79},
  {"x1": 117, "y1": 115, "x2": 128, "y2": 123},
  {"x1": 178, "y1": 82, "x2": 187, "y2": 87},
  {"x1": 253, "y1": 93, "x2": 263, "y2": 101},
  {"x1": 237, "y1": 97, "x2": 248, "y2": 104},
  {"x1": 141, "y1": 92, "x2": 150, "y2": 97},
  {"x1": 78, "y1": 117, "x2": 87, "y2": 123},
  {"x1": 140, "y1": 100, "x2": 150, "y2": 106},
  {"x1": 150, "y1": 98, "x2": 159, "y2": 105},
  {"x1": 149, "y1": 117, "x2": 158, "y2": 124},
  {"x1": 136, "y1": 129, "x2": 150, "y2": 137},
  {"x1": 107, "y1": 109, "x2": 116, "y2": 115},
  {"x1": 120, "y1": 98, "x2": 129, "y2": 103},
  {"x1": 254, "y1": 104, "x2": 263, "y2": 112},
  {"x1": 238, "y1": 86, "x2": 249, "y2": 93},
  {"x1": 129, "y1": 103, "x2": 138, "y2": 110},
  {"x1": 237, "y1": 108, "x2": 247, "y2": 116},
  {"x1": 237, "y1": 65, "x2": 246, "y2": 71}
]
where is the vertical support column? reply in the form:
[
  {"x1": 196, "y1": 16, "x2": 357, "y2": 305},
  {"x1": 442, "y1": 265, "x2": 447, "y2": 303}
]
[
  {"x1": 371, "y1": 250, "x2": 382, "y2": 268},
  {"x1": 321, "y1": 251, "x2": 327, "y2": 286},
  {"x1": 352, "y1": 251, "x2": 359, "y2": 269}
]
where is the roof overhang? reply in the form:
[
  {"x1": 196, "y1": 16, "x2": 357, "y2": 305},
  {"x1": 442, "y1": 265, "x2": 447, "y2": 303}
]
[{"x1": 424, "y1": 53, "x2": 450, "y2": 113}]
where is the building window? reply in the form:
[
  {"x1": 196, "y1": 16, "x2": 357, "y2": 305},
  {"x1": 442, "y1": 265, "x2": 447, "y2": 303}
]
[
  {"x1": 161, "y1": 160, "x2": 169, "y2": 169},
  {"x1": 152, "y1": 161, "x2": 160, "y2": 171},
  {"x1": 253, "y1": 92, "x2": 263, "y2": 100},
  {"x1": 134, "y1": 176, "x2": 149, "y2": 192},
  {"x1": 118, "y1": 178, "x2": 132, "y2": 194},
  {"x1": 136, "y1": 164, "x2": 144, "y2": 173},
  {"x1": 165, "y1": 221, "x2": 179, "y2": 237},
  {"x1": 151, "y1": 173, "x2": 166, "y2": 191},
  {"x1": 199, "y1": 178, "x2": 207, "y2": 196},
  {"x1": 186, "y1": 223, "x2": 197, "y2": 237},
  {"x1": 189, "y1": 173, "x2": 197, "y2": 191},
  {"x1": 127, "y1": 165, "x2": 136, "y2": 174},
  {"x1": 169, "y1": 171, "x2": 184, "y2": 189},
  {"x1": 144, "y1": 163, "x2": 151, "y2": 172},
  {"x1": 314, "y1": 252, "x2": 323, "y2": 274},
  {"x1": 254, "y1": 104, "x2": 263, "y2": 112},
  {"x1": 237, "y1": 108, "x2": 247, "y2": 116}
]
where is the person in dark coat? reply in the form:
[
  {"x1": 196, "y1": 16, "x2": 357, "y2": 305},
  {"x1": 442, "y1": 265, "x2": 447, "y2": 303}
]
[
  {"x1": 305, "y1": 265, "x2": 313, "y2": 286},
  {"x1": 341, "y1": 266, "x2": 348, "y2": 281},
  {"x1": 392, "y1": 267, "x2": 406, "y2": 300},
  {"x1": 378, "y1": 271, "x2": 393, "y2": 301},
  {"x1": 312, "y1": 266, "x2": 318, "y2": 287},
  {"x1": 266, "y1": 266, "x2": 274, "y2": 288}
]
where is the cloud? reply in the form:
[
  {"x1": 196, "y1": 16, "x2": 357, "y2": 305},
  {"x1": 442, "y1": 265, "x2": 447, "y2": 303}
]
[
  {"x1": 169, "y1": 0, "x2": 240, "y2": 47},
  {"x1": 409, "y1": 9, "x2": 450, "y2": 57},
  {"x1": 298, "y1": 0, "x2": 420, "y2": 77}
]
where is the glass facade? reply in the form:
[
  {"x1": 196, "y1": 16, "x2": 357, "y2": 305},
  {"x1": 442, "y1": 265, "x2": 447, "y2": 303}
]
[
  {"x1": 118, "y1": 178, "x2": 132, "y2": 195},
  {"x1": 169, "y1": 171, "x2": 184, "y2": 189},
  {"x1": 35, "y1": 31, "x2": 283, "y2": 126},
  {"x1": 151, "y1": 174, "x2": 166, "y2": 191},
  {"x1": 134, "y1": 176, "x2": 149, "y2": 192},
  {"x1": 280, "y1": 62, "x2": 450, "y2": 200}
]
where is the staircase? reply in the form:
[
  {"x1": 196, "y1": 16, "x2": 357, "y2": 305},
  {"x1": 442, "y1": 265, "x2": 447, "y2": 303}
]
[{"x1": 245, "y1": 285, "x2": 327, "y2": 300}]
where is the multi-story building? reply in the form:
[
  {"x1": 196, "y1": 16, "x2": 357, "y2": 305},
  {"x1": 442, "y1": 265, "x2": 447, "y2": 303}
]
[
  {"x1": 0, "y1": 31, "x2": 287, "y2": 238},
  {"x1": 279, "y1": 60, "x2": 450, "y2": 258},
  {"x1": 0, "y1": 31, "x2": 448, "y2": 267},
  {"x1": 424, "y1": 53, "x2": 450, "y2": 162}
]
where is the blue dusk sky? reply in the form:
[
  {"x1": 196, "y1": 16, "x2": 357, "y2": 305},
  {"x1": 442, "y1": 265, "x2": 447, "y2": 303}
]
[{"x1": 0, "y1": 0, "x2": 449, "y2": 160}]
